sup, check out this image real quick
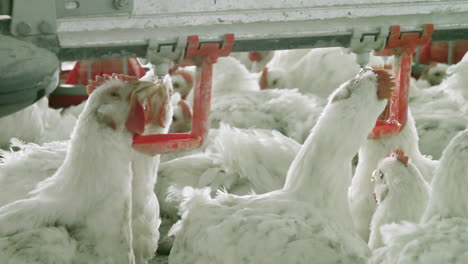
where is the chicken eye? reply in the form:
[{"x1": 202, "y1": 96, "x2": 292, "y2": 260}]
[
  {"x1": 272, "y1": 79, "x2": 278, "y2": 86},
  {"x1": 434, "y1": 72, "x2": 441, "y2": 77},
  {"x1": 173, "y1": 83, "x2": 180, "y2": 89},
  {"x1": 173, "y1": 116, "x2": 178, "y2": 122},
  {"x1": 110, "y1": 91, "x2": 120, "y2": 99},
  {"x1": 371, "y1": 170, "x2": 384, "y2": 182}
]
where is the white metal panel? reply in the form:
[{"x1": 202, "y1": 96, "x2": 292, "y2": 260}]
[{"x1": 56, "y1": 0, "x2": 468, "y2": 53}]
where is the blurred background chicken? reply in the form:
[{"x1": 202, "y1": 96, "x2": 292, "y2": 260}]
[
  {"x1": 230, "y1": 51, "x2": 274, "y2": 73},
  {"x1": 0, "y1": 97, "x2": 78, "y2": 149},
  {"x1": 259, "y1": 48, "x2": 384, "y2": 98},
  {"x1": 418, "y1": 62, "x2": 449, "y2": 87}
]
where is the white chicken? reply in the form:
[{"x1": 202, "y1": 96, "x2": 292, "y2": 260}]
[
  {"x1": 156, "y1": 124, "x2": 301, "y2": 253},
  {"x1": 418, "y1": 62, "x2": 449, "y2": 87},
  {"x1": 440, "y1": 52, "x2": 468, "y2": 106},
  {"x1": 168, "y1": 68, "x2": 393, "y2": 264},
  {"x1": 408, "y1": 54, "x2": 468, "y2": 159},
  {"x1": 0, "y1": 139, "x2": 68, "y2": 207},
  {"x1": 413, "y1": 110, "x2": 468, "y2": 160},
  {"x1": 368, "y1": 149, "x2": 430, "y2": 250},
  {"x1": 0, "y1": 74, "x2": 159, "y2": 263},
  {"x1": 168, "y1": 93, "x2": 192, "y2": 134},
  {"x1": 369, "y1": 128, "x2": 468, "y2": 264},
  {"x1": 169, "y1": 67, "x2": 195, "y2": 100},
  {"x1": 185, "y1": 56, "x2": 260, "y2": 104},
  {"x1": 210, "y1": 88, "x2": 325, "y2": 143},
  {"x1": 129, "y1": 75, "x2": 173, "y2": 264},
  {"x1": 61, "y1": 100, "x2": 87, "y2": 119},
  {"x1": 265, "y1": 48, "x2": 311, "y2": 70},
  {"x1": 259, "y1": 47, "x2": 384, "y2": 98},
  {"x1": 348, "y1": 110, "x2": 438, "y2": 242},
  {"x1": 0, "y1": 96, "x2": 80, "y2": 149},
  {"x1": 230, "y1": 51, "x2": 274, "y2": 73},
  {"x1": 182, "y1": 56, "x2": 325, "y2": 143},
  {"x1": 0, "y1": 100, "x2": 45, "y2": 149},
  {"x1": 0, "y1": 74, "x2": 172, "y2": 263},
  {"x1": 38, "y1": 99, "x2": 81, "y2": 143}
]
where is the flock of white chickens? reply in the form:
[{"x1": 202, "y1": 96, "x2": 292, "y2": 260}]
[{"x1": 0, "y1": 46, "x2": 467, "y2": 264}]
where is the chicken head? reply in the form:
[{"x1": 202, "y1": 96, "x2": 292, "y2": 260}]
[
  {"x1": 330, "y1": 67, "x2": 395, "y2": 103},
  {"x1": 259, "y1": 67, "x2": 290, "y2": 90},
  {"x1": 169, "y1": 100, "x2": 192, "y2": 133},
  {"x1": 170, "y1": 70, "x2": 194, "y2": 100},
  {"x1": 371, "y1": 148, "x2": 420, "y2": 205},
  {"x1": 86, "y1": 73, "x2": 156, "y2": 136}
]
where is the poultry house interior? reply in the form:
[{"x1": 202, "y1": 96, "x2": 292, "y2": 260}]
[{"x1": 1, "y1": 1, "x2": 468, "y2": 263}]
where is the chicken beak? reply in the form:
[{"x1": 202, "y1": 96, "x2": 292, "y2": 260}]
[{"x1": 259, "y1": 67, "x2": 269, "y2": 90}]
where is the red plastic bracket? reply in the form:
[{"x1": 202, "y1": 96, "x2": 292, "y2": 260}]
[
  {"x1": 132, "y1": 34, "x2": 235, "y2": 155},
  {"x1": 370, "y1": 24, "x2": 433, "y2": 139}
]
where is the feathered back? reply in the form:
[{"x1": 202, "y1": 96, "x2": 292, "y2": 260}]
[
  {"x1": 0, "y1": 139, "x2": 68, "y2": 206},
  {"x1": 0, "y1": 101, "x2": 45, "y2": 149},
  {"x1": 209, "y1": 123, "x2": 301, "y2": 194},
  {"x1": 423, "y1": 129, "x2": 468, "y2": 221},
  {"x1": 212, "y1": 57, "x2": 260, "y2": 95},
  {"x1": 210, "y1": 89, "x2": 325, "y2": 143}
]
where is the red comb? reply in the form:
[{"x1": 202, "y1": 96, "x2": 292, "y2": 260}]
[
  {"x1": 388, "y1": 148, "x2": 409, "y2": 165},
  {"x1": 85, "y1": 73, "x2": 138, "y2": 95},
  {"x1": 248, "y1": 51, "x2": 262, "y2": 62}
]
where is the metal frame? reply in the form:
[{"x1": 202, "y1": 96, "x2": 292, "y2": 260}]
[
  {"x1": 371, "y1": 24, "x2": 434, "y2": 139},
  {"x1": 52, "y1": 1, "x2": 468, "y2": 60}
]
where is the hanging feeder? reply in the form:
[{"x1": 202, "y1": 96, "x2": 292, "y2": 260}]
[
  {"x1": 132, "y1": 34, "x2": 235, "y2": 155},
  {"x1": 370, "y1": 24, "x2": 434, "y2": 139}
]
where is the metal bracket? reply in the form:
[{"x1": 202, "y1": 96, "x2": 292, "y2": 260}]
[
  {"x1": 179, "y1": 34, "x2": 235, "y2": 66},
  {"x1": 370, "y1": 24, "x2": 434, "y2": 139},
  {"x1": 146, "y1": 36, "x2": 187, "y2": 76},
  {"x1": 133, "y1": 34, "x2": 235, "y2": 155},
  {"x1": 377, "y1": 24, "x2": 434, "y2": 56},
  {"x1": 349, "y1": 27, "x2": 389, "y2": 66},
  {"x1": 10, "y1": 0, "x2": 57, "y2": 36}
]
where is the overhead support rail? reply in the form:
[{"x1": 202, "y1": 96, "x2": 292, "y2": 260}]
[{"x1": 1, "y1": 0, "x2": 468, "y2": 60}]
